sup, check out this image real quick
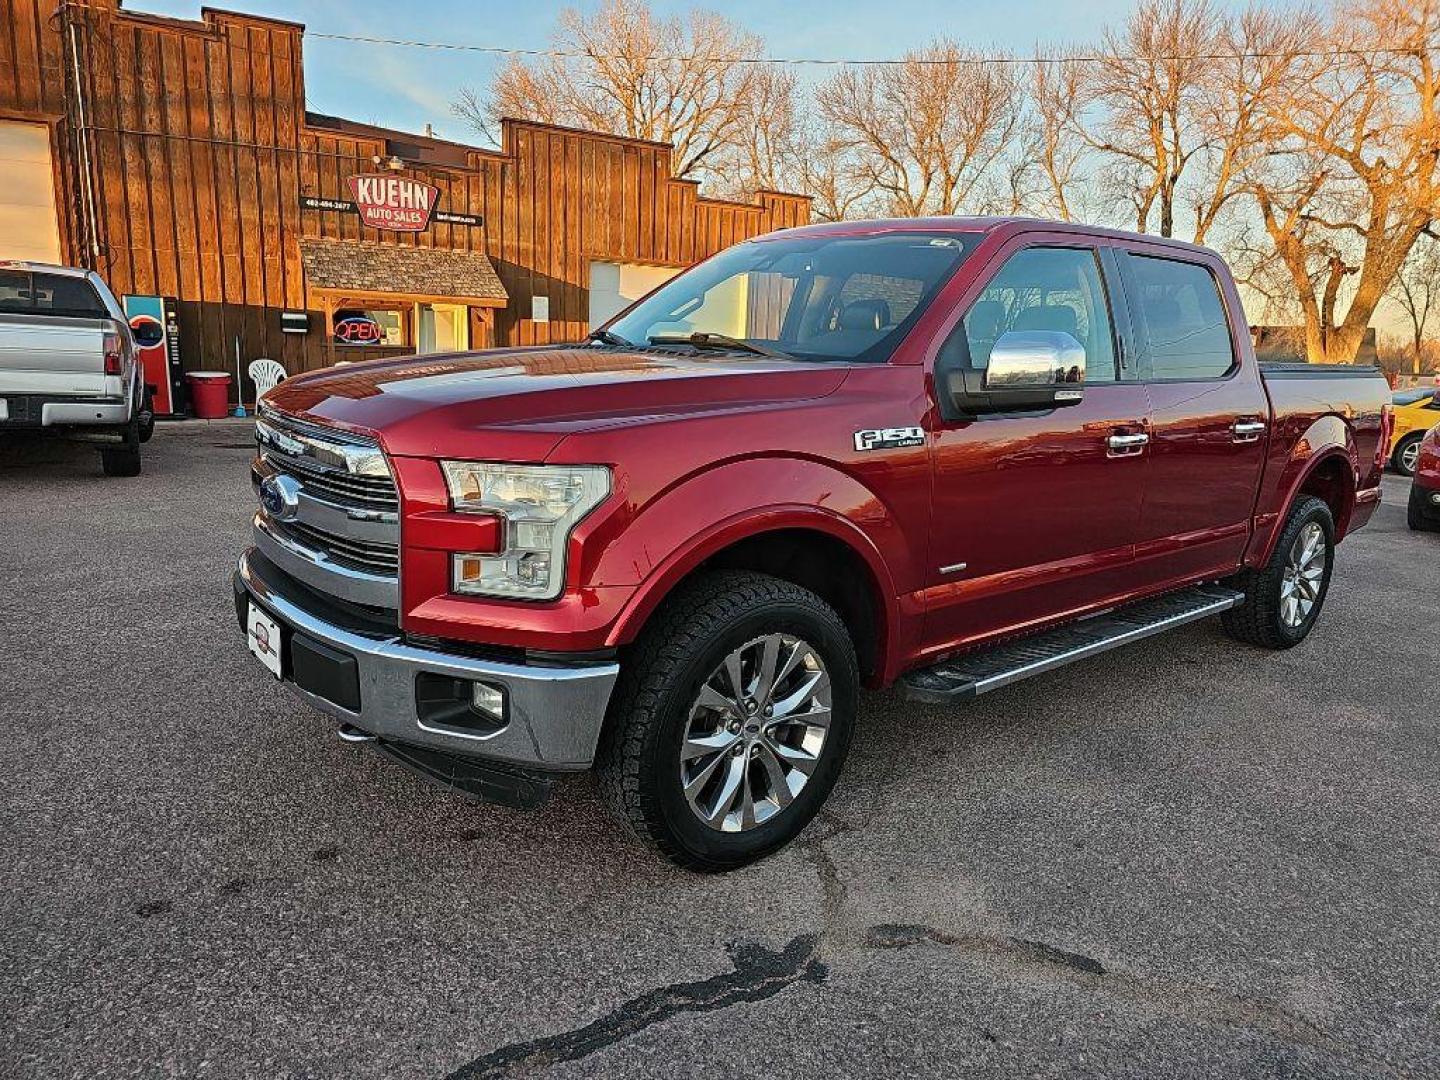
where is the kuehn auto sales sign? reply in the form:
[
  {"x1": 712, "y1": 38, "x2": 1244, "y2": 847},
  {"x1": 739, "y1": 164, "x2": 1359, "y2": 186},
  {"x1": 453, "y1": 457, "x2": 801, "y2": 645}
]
[{"x1": 345, "y1": 174, "x2": 440, "y2": 232}]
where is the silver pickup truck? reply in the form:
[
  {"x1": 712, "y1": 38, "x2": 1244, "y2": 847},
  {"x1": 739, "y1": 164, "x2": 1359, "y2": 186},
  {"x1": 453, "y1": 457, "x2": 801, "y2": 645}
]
[{"x1": 0, "y1": 261, "x2": 152, "y2": 475}]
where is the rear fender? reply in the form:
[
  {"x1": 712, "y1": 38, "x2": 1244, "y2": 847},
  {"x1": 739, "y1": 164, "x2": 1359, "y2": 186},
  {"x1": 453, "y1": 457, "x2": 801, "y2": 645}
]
[{"x1": 1246, "y1": 415, "x2": 1359, "y2": 568}]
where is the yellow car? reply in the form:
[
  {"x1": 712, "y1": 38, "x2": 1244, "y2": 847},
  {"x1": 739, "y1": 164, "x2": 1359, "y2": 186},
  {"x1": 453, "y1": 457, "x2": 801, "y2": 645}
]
[{"x1": 1389, "y1": 389, "x2": 1440, "y2": 476}]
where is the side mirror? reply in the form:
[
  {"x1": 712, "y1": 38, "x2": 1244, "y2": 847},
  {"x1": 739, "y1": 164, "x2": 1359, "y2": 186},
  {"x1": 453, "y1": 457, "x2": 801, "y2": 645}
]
[{"x1": 943, "y1": 330, "x2": 1088, "y2": 417}]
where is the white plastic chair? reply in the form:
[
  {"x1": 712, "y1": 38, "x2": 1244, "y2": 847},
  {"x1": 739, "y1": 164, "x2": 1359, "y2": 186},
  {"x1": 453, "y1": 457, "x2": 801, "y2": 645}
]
[{"x1": 248, "y1": 357, "x2": 287, "y2": 403}]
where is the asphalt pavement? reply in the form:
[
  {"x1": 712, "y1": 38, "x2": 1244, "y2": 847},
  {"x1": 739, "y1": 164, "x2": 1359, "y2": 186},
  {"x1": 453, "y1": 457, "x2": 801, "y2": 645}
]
[{"x1": 2, "y1": 423, "x2": 1437, "y2": 1079}]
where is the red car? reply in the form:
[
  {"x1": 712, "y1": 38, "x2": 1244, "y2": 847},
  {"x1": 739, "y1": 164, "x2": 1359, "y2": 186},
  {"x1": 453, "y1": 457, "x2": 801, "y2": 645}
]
[
  {"x1": 235, "y1": 218, "x2": 1391, "y2": 869},
  {"x1": 1409, "y1": 424, "x2": 1440, "y2": 532}
]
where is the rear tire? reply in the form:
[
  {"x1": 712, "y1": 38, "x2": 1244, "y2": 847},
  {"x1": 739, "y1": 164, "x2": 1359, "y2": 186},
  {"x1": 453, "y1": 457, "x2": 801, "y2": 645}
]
[
  {"x1": 137, "y1": 388, "x2": 155, "y2": 443},
  {"x1": 1221, "y1": 496, "x2": 1334, "y2": 649},
  {"x1": 1393, "y1": 433, "x2": 1423, "y2": 477},
  {"x1": 1410, "y1": 484, "x2": 1438, "y2": 532},
  {"x1": 100, "y1": 417, "x2": 143, "y2": 477},
  {"x1": 597, "y1": 570, "x2": 857, "y2": 872}
]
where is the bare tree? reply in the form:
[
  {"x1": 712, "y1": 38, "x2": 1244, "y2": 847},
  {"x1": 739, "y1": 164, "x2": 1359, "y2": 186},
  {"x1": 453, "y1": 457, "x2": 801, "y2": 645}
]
[
  {"x1": 1241, "y1": 0, "x2": 1440, "y2": 363},
  {"x1": 789, "y1": 121, "x2": 875, "y2": 223},
  {"x1": 1021, "y1": 52, "x2": 1094, "y2": 222},
  {"x1": 1073, "y1": 0, "x2": 1220, "y2": 237},
  {"x1": 817, "y1": 40, "x2": 1022, "y2": 217},
  {"x1": 453, "y1": 0, "x2": 771, "y2": 181},
  {"x1": 1188, "y1": 6, "x2": 1322, "y2": 245},
  {"x1": 1389, "y1": 235, "x2": 1440, "y2": 374},
  {"x1": 705, "y1": 65, "x2": 799, "y2": 199}
]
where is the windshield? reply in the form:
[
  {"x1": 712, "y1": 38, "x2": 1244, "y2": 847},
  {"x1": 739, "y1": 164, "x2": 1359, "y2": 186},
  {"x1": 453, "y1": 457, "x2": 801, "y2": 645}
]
[{"x1": 605, "y1": 232, "x2": 980, "y2": 363}]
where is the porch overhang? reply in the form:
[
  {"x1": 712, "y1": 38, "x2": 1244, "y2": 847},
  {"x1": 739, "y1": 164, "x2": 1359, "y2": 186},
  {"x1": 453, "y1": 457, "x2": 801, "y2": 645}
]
[{"x1": 299, "y1": 238, "x2": 509, "y2": 308}]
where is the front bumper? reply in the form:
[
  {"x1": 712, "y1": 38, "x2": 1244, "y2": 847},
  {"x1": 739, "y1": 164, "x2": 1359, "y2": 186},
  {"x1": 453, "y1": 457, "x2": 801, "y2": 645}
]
[{"x1": 234, "y1": 548, "x2": 620, "y2": 772}]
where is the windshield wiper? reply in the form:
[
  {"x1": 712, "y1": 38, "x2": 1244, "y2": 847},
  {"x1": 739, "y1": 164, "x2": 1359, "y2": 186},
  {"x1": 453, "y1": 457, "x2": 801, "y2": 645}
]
[
  {"x1": 586, "y1": 329, "x2": 634, "y2": 347},
  {"x1": 648, "y1": 332, "x2": 790, "y2": 359}
]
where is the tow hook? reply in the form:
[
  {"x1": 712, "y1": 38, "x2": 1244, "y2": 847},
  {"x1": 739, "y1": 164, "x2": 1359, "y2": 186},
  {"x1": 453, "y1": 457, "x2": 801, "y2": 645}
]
[{"x1": 337, "y1": 723, "x2": 377, "y2": 744}]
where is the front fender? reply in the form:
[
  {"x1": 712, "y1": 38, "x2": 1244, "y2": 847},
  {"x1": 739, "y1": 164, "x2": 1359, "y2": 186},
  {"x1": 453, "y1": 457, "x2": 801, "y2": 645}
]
[{"x1": 593, "y1": 456, "x2": 914, "y2": 658}]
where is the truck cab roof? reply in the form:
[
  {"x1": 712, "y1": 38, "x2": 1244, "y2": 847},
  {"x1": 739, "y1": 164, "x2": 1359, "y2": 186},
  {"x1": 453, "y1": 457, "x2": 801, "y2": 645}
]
[
  {"x1": 759, "y1": 216, "x2": 1222, "y2": 259},
  {"x1": 0, "y1": 260, "x2": 95, "y2": 278}
]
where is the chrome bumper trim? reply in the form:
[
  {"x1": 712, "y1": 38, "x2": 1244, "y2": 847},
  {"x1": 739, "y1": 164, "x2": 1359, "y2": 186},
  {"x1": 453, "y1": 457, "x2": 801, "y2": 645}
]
[{"x1": 236, "y1": 549, "x2": 619, "y2": 769}]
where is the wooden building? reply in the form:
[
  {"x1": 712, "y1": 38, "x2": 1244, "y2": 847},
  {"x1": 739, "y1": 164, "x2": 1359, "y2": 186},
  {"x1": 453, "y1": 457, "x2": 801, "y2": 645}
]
[{"x1": 0, "y1": 0, "x2": 810, "y2": 398}]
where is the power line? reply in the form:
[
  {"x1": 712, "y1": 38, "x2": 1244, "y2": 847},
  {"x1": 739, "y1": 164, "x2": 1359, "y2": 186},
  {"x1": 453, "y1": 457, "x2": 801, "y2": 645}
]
[{"x1": 307, "y1": 30, "x2": 1435, "y2": 67}]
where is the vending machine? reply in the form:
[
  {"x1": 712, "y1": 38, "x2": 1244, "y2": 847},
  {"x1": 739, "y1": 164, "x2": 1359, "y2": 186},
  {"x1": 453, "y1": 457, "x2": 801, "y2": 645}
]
[{"x1": 122, "y1": 295, "x2": 183, "y2": 415}]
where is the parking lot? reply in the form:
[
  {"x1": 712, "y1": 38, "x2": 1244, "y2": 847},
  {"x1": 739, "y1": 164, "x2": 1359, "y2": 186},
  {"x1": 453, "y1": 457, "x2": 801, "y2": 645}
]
[{"x1": 2, "y1": 424, "x2": 1436, "y2": 1079}]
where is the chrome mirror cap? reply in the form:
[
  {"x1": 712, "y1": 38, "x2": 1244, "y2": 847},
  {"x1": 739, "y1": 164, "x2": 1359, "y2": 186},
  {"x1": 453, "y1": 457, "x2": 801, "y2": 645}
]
[{"x1": 985, "y1": 330, "x2": 1087, "y2": 390}]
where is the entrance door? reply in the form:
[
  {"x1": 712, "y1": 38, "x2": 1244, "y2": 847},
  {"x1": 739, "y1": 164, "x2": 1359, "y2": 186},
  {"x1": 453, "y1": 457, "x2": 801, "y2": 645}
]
[
  {"x1": 923, "y1": 243, "x2": 1152, "y2": 656},
  {"x1": 0, "y1": 122, "x2": 61, "y2": 263},
  {"x1": 417, "y1": 302, "x2": 469, "y2": 354}
]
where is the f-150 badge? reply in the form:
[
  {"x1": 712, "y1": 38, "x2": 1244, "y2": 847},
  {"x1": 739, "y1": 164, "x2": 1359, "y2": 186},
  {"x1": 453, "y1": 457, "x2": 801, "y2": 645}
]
[{"x1": 853, "y1": 426, "x2": 925, "y2": 452}]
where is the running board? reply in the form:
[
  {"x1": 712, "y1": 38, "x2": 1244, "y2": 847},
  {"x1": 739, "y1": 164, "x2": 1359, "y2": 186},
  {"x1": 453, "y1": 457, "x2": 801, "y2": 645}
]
[{"x1": 900, "y1": 585, "x2": 1245, "y2": 704}]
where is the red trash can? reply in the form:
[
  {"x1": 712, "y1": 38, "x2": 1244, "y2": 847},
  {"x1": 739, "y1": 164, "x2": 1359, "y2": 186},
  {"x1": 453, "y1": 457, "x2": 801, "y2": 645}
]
[{"x1": 186, "y1": 371, "x2": 232, "y2": 419}]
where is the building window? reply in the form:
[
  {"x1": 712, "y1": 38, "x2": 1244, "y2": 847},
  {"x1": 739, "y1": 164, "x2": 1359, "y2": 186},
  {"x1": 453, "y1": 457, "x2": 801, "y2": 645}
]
[{"x1": 332, "y1": 306, "x2": 408, "y2": 347}]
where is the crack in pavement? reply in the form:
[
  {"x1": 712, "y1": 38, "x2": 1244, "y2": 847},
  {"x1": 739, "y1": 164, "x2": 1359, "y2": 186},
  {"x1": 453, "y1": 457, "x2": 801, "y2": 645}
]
[
  {"x1": 793, "y1": 815, "x2": 1376, "y2": 1068},
  {"x1": 443, "y1": 934, "x2": 826, "y2": 1079},
  {"x1": 862, "y1": 922, "x2": 1375, "y2": 1066},
  {"x1": 796, "y1": 811, "x2": 861, "y2": 958}
]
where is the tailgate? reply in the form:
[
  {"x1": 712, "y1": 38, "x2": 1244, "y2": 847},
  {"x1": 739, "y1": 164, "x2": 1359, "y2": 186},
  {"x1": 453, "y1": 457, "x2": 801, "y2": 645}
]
[{"x1": 0, "y1": 315, "x2": 111, "y2": 396}]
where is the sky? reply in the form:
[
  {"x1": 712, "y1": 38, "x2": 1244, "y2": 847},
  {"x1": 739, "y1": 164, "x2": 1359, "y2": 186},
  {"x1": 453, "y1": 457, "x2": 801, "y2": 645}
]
[{"x1": 128, "y1": 0, "x2": 1241, "y2": 142}]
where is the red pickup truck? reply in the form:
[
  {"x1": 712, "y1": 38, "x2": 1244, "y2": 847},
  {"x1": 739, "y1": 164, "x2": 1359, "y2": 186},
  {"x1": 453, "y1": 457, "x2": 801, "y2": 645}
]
[{"x1": 235, "y1": 218, "x2": 1390, "y2": 870}]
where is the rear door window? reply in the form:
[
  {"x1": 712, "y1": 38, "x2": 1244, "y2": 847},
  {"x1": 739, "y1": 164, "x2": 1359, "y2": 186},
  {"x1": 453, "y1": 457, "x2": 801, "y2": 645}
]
[{"x1": 1122, "y1": 254, "x2": 1235, "y2": 380}]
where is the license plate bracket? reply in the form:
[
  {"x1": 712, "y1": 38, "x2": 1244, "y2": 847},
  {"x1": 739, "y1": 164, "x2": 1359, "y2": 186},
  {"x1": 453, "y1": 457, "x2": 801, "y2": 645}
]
[{"x1": 246, "y1": 602, "x2": 283, "y2": 679}]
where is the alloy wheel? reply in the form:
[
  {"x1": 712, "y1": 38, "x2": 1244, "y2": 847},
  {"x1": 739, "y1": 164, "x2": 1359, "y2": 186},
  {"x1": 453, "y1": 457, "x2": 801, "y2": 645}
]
[
  {"x1": 1280, "y1": 521, "x2": 1327, "y2": 629},
  {"x1": 679, "y1": 633, "x2": 832, "y2": 833},
  {"x1": 1401, "y1": 439, "x2": 1421, "y2": 475}
]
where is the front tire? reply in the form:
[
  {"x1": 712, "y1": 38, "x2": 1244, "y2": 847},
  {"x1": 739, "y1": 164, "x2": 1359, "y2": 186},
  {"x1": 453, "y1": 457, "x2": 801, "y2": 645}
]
[
  {"x1": 1393, "y1": 433, "x2": 1423, "y2": 477},
  {"x1": 597, "y1": 570, "x2": 857, "y2": 871},
  {"x1": 1221, "y1": 495, "x2": 1334, "y2": 649}
]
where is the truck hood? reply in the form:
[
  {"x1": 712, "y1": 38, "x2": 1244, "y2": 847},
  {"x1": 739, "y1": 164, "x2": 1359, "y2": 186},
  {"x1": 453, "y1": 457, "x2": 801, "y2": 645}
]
[{"x1": 263, "y1": 346, "x2": 849, "y2": 459}]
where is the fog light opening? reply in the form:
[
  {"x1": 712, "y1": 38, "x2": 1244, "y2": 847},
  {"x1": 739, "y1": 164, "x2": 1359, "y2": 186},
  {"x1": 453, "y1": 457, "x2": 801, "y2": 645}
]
[
  {"x1": 414, "y1": 672, "x2": 508, "y2": 736},
  {"x1": 471, "y1": 680, "x2": 507, "y2": 725}
]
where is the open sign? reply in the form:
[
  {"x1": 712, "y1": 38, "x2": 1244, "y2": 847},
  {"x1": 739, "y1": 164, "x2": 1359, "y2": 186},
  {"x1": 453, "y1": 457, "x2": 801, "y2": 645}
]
[{"x1": 333, "y1": 314, "x2": 382, "y2": 344}]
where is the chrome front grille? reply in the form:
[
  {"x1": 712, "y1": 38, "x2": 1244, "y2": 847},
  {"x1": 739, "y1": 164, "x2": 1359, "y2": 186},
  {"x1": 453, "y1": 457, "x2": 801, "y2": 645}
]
[
  {"x1": 272, "y1": 452, "x2": 398, "y2": 512},
  {"x1": 280, "y1": 519, "x2": 400, "y2": 575},
  {"x1": 251, "y1": 409, "x2": 401, "y2": 608}
]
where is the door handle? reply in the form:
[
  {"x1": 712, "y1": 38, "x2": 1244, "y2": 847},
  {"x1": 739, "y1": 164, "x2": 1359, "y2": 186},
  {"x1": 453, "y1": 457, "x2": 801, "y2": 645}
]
[
  {"x1": 1106, "y1": 432, "x2": 1149, "y2": 456},
  {"x1": 1232, "y1": 419, "x2": 1267, "y2": 443}
]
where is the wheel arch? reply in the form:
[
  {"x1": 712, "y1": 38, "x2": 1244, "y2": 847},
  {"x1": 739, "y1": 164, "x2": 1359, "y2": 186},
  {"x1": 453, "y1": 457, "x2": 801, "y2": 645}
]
[
  {"x1": 1248, "y1": 425, "x2": 1358, "y2": 568},
  {"x1": 606, "y1": 511, "x2": 900, "y2": 687}
]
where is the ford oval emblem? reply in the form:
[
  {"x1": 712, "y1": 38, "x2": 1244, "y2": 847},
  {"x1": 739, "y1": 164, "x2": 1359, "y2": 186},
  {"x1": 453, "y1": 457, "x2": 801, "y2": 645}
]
[{"x1": 259, "y1": 473, "x2": 303, "y2": 521}]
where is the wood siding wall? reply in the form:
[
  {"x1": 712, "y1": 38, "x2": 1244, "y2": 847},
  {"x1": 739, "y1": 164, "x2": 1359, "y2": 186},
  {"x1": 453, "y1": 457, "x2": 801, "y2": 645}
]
[{"x1": 0, "y1": 0, "x2": 809, "y2": 396}]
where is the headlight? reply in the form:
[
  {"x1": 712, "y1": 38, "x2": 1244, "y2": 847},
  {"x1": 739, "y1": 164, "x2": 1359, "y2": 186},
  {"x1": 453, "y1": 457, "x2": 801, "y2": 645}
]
[{"x1": 441, "y1": 461, "x2": 611, "y2": 600}]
